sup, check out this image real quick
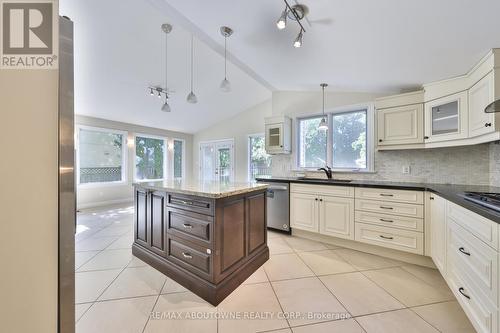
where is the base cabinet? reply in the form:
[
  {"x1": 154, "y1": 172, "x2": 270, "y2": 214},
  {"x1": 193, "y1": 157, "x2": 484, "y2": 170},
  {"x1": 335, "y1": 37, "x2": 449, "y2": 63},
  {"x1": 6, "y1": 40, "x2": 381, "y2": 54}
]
[
  {"x1": 290, "y1": 193, "x2": 318, "y2": 232},
  {"x1": 429, "y1": 193, "x2": 447, "y2": 274},
  {"x1": 319, "y1": 196, "x2": 354, "y2": 240}
]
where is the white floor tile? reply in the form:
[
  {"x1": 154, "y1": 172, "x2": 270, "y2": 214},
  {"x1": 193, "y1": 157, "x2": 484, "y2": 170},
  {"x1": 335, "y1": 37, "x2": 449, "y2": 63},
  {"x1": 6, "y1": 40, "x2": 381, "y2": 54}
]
[
  {"x1": 412, "y1": 301, "x2": 476, "y2": 333},
  {"x1": 75, "y1": 269, "x2": 121, "y2": 304},
  {"x1": 264, "y1": 253, "x2": 315, "y2": 281},
  {"x1": 298, "y1": 250, "x2": 357, "y2": 276},
  {"x1": 77, "y1": 249, "x2": 132, "y2": 272},
  {"x1": 356, "y1": 309, "x2": 439, "y2": 333},
  {"x1": 291, "y1": 319, "x2": 364, "y2": 333}
]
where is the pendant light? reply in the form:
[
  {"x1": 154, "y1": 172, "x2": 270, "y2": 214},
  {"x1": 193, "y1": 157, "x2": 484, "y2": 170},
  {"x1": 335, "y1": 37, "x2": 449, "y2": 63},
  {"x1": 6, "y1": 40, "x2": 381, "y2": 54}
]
[
  {"x1": 186, "y1": 34, "x2": 198, "y2": 104},
  {"x1": 220, "y1": 26, "x2": 233, "y2": 92},
  {"x1": 318, "y1": 83, "x2": 328, "y2": 131},
  {"x1": 161, "y1": 24, "x2": 172, "y2": 112}
]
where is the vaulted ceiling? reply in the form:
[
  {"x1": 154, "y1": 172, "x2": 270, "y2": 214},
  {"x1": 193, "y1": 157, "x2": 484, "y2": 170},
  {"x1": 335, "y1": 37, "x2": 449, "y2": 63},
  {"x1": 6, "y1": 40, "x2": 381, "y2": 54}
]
[{"x1": 60, "y1": 0, "x2": 500, "y2": 133}]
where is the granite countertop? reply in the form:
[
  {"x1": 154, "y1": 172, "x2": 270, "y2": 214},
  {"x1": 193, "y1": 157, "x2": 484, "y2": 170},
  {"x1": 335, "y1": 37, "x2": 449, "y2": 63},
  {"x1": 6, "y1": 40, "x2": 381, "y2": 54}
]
[
  {"x1": 133, "y1": 180, "x2": 268, "y2": 199},
  {"x1": 256, "y1": 177, "x2": 500, "y2": 223}
]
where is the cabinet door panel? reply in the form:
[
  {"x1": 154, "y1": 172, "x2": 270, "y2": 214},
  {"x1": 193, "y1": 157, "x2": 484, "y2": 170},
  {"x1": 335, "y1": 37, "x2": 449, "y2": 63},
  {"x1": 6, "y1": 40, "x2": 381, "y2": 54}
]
[
  {"x1": 319, "y1": 196, "x2": 354, "y2": 240},
  {"x1": 150, "y1": 191, "x2": 167, "y2": 257},
  {"x1": 429, "y1": 194, "x2": 446, "y2": 273},
  {"x1": 290, "y1": 193, "x2": 318, "y2": 232},
  {"x1": 469, "y1": 72, "x2": 495, "y2": 138},
  {"x1": 377, "y1": 104, "x2": 424, "y2": 145},
  {"x1": 135, "y1": 188, "x2": 149, "y2": 248},
  {"x1": 424, "y1": 91, "x2": 468, "y2": 143}
]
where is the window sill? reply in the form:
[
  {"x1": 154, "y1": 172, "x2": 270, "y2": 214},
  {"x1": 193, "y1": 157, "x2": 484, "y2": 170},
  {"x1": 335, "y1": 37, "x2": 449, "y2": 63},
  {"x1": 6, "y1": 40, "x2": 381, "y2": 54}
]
[{"x1": 77, "y1": 180, "x2": 129, "y2": 188}]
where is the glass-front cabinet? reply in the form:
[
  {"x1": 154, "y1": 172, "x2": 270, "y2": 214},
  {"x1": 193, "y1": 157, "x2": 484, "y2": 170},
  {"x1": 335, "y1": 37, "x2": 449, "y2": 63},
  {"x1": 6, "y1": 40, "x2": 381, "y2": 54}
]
[
  {"x1": 264, "y1": 116, "x2": 291, "y2": 154},
  {"x1": 424, "y1": 91, "x2": 468, "y2": 143}
]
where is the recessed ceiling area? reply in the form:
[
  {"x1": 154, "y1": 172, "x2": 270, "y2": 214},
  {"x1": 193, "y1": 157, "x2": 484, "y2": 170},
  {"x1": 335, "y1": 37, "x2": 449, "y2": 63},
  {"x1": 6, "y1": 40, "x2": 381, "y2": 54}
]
[
  {"x1": 162, "y1": 0, "x2": 500, "y2": 92},
  {"x1": 59, "y1": 0, "x2": 271, "y2": 134}
]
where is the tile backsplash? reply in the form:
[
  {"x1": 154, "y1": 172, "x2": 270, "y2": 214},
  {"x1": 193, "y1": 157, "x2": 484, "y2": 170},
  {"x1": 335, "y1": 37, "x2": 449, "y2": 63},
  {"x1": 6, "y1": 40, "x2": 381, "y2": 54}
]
[{"x1": 272, "y1": 142, "x2": 500, "y2": 186}]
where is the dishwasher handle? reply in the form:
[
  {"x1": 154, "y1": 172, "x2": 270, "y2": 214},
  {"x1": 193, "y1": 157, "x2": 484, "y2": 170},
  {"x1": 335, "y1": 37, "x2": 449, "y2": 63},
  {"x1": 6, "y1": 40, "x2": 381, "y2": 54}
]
[{"x1": 266, "y1": 185, "x2": 288, "y2": 191}]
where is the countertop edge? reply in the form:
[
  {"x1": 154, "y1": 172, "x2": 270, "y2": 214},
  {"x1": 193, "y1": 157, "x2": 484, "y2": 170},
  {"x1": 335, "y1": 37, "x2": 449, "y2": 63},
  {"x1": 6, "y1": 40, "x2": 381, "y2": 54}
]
[
  {"x1": 256, "y1": 177, "x2": 500, "y2": 223},
  {"x1": 133, "y1": 182, "x2": 268, "y2": 199}
]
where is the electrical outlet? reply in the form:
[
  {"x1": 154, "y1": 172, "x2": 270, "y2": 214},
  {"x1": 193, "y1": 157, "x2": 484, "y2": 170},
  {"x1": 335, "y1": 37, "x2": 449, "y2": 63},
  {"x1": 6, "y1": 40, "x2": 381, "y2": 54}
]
[{"x1": 402, "y1": 166, "x2": 411, "y2": 174}]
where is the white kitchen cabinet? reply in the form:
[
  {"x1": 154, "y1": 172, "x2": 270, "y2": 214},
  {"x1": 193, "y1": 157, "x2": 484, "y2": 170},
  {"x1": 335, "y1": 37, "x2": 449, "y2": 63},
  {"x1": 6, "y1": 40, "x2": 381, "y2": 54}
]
[
  {"x1": 319, "y1": 196, "x2": 355, "y2": 240},
  {"x1": 290, "y1": 192, "x2": 318, "y2": 232},
  {"x1": 469, "y1": 71, "x2": 496, "y2": 138},
  {"x1": 429, "y1": 194, "x2": 447, "y2": 274},
  {"x1": 424, "y1": 91, "x2": 469, "y2": 143},
  {"x1": 264, "y1": 116, "x2": 291, "y2": 154},
  {"x1": 377, "y1": 104, "x2": 424, "y2": 146}
]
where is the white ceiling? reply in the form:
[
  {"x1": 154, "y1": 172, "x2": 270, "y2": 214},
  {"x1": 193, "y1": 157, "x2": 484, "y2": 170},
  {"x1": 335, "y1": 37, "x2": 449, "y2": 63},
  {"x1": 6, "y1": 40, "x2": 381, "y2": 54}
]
[
  {"x1": 59, "y1": 0, "x2": 271, "y2": 134},
  {"x1": 60, "y1": 0, "x2": 500, "y2": 133},
  {"x1": 163, "y1": 0, "x2": 500, "y2": 92}
]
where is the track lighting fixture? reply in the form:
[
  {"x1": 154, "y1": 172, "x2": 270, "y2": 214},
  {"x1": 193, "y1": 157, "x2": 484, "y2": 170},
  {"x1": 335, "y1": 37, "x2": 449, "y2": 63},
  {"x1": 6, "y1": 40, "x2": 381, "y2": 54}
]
[
  {"x1": 318, "y1": 83, "x2": 328, "y2": 131},
  {"x1": 276, "y1": 0, "x2": 307, "y2": 48},
  {"x1": 220, "y1": 26, "x2": 233, "y2": 92},
  {"x1": 148, "y1": 23, "x2": 173, "y2": 112}
]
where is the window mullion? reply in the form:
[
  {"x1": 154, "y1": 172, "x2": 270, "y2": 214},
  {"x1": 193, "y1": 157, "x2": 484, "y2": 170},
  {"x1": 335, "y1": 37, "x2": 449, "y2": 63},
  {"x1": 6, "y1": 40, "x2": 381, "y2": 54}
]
[{"x1": 327, "y1": 113, "x2": 333, "y2": 167}]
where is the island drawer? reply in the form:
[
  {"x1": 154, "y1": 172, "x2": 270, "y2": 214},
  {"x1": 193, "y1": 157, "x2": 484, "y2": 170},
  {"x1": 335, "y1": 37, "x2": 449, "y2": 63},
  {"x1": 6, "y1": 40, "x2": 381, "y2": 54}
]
[
  {"x1": 166, "y1": 236, "x2": 212, "y2": 281},
  {"x1": 355, "y1": 199, "x2": 424, "y2": 218},
  {"x1": 355, "y1": 187, "x2": 424, "y2": 204},
  {"x1": 167, "y1": 207, "x2": 213, "y2": 247},
  {"x1": 167, "y1": 193, "x2": 215, "y2": 216}
]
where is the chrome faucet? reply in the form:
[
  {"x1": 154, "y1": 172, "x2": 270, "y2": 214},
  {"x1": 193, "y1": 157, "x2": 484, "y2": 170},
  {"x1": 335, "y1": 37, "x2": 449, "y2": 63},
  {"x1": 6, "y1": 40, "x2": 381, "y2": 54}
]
[{"x1": 318, "y1": 166, "x2": 333, "y2": 179}]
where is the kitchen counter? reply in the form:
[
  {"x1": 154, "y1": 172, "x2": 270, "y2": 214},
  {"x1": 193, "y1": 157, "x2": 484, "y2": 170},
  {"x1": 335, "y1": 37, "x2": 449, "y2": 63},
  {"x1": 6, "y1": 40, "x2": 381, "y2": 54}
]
[
  {"x1": 256, "y1": 177, "x2": 500, "y2": 223},
  {"x1": 133, "y1": 179, "x2": 268, "y2": 199}
]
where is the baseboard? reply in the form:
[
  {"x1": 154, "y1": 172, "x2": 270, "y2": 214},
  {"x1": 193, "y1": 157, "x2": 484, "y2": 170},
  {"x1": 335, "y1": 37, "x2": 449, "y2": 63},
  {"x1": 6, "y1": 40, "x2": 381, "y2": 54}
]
[
  {"x1": 292, "y1": 229, "x2": 436, "y2": 268},
  {"x1": 77, "y1": 198, "x2": 133, "y2": 210}
]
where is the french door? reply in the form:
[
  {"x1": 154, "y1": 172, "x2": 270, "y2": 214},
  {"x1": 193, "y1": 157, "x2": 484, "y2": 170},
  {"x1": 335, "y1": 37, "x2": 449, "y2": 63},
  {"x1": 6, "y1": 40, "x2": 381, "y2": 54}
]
[{"x1": 199, "y1": 140, "x2": 234, "y2": 182}]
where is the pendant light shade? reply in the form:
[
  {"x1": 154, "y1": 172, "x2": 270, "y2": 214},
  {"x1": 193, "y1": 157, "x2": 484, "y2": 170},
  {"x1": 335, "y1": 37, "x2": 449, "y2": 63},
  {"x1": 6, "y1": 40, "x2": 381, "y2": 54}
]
[
  {"x1": 187, "y1": 34, "x2": 198, "y2": 104},
  {"x1": 161, "y1": 100, "x2": 171, "y2": 112},
  {"x1": 485, "y1": 100, "x2": 500, "y2": 113},
  {"x1": 318, "y1": 83, "x2": 328, "y2": 131},
  {"x1": 220, "y1": 26, "x2": 233, "y2": 93}
]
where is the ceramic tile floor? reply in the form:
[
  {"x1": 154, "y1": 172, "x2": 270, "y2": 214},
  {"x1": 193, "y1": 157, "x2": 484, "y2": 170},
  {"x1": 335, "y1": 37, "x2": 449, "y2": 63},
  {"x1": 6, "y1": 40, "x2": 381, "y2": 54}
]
[{"x1": 75, "y1": 205, "x2": 477, "y2": 333}]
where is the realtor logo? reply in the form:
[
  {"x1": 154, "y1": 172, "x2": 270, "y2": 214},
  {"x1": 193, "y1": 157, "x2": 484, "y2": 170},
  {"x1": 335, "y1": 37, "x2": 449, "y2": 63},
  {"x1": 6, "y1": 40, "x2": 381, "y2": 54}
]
[{"x1": 1, "y1": 0, "x2": 58, "y2": 69}]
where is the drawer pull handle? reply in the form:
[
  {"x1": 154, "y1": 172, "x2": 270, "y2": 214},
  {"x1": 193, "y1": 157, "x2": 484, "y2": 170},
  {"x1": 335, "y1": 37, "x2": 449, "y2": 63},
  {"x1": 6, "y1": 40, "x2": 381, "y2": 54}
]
[
  {"x1": 180, "y1": 200, "x2": 194, "y2": 205},
  {"x1": 458, "y1": 287, "x2": 471, "y2": 300},
  {"x1": 182, "y1": 223, "x2": 193, "y2": 229},
  {"x1": 182, "y1": 252, "x2": 193, "y2": 259},
  {"x1": 459, "y1": 247, "x2": 471, "y2": 256},
  {"x1": 380, "y1": 206, "x2": 394, "y2": 210},
  {"x1": 379, "y1": 218, "x2": 394, "y2": 223},
  {"x1": 379, "y1": 235, "x2": 394, "y2": 240},
  {"x1": 379, "y1": 194, "x2": 394, "y2": 197}
]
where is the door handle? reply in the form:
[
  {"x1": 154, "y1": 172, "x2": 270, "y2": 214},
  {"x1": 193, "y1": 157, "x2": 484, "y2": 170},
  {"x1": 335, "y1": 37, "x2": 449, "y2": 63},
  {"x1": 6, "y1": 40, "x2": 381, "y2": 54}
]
[
  {"x1": 182, "y1": 223, "x2": 193, "y2": 229},
  {"x1": 458, "y1": 287, "x2": 470, "y2": 300},
  {"x1": 458, "y1": 247, "x2": 471, "y2": 256},
  {"x1": 182, "y1": 252, "x2": 193, "y2": 259}
]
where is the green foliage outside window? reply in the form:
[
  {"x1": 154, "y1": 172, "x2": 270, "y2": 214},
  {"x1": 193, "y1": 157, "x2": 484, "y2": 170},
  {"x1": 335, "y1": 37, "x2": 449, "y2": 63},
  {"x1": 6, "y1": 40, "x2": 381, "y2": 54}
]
[{"x1": 135, "y1": 136, "x2": 164, "y2": 180}]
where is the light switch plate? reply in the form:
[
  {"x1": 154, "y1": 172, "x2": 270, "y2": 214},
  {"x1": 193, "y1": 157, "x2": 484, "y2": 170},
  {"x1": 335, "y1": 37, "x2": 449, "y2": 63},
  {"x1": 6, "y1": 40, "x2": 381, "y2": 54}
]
[{"x1": 402, "y1": 166, "x2": 411, "y2": 174}]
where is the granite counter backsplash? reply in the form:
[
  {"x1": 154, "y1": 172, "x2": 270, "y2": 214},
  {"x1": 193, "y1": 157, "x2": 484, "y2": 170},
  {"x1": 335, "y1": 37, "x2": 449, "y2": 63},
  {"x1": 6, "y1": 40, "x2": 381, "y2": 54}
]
[{"x1": 272, "y1": 142, "x2": 500, "y2": 187}]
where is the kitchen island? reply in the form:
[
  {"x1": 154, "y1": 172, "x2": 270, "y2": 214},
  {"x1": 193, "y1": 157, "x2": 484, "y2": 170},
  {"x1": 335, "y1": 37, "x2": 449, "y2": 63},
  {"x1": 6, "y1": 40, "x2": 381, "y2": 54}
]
[{"x1": 132, "y1": 180, "x2": 269, "y2": 305}]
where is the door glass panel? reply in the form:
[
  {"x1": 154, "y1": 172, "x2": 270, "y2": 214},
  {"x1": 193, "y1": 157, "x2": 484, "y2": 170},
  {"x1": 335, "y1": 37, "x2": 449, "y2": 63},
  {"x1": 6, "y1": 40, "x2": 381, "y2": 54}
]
[
  {"x1": 218, "y1": 148, "x2": 231, "y2": 183},
  {"x1": 200, "y1": 144, "x2": 215, "y2": 182},
  {"x1": 268, "y1": 127, "x2": 281, "y2": 147},
  {"x1": 431, "y1": 101, "x2": 459, "y2": 135}
]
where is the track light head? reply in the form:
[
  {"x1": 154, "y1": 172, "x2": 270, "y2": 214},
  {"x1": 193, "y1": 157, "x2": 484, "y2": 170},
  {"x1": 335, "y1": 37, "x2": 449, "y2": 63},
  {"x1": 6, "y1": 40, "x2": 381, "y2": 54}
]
[
  {"x1": 293, "y1": 30, "x2": 303, "y2": 48},
  {"x1": 276, "y1": 9, "x2": 287, "y2": 30}
]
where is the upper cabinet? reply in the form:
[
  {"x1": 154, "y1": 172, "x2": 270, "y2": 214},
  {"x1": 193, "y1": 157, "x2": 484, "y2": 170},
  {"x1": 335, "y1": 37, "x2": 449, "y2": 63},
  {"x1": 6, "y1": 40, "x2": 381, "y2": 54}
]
[
  {"x1": 265, "y1": 116, "x2": 291, "y2": 154},
  {"x1": 376, "y1": 49, "x2": 500, "y2": 150},
  {"x1": 424, "y1": 91, "x2": 468, "y2": 143}
]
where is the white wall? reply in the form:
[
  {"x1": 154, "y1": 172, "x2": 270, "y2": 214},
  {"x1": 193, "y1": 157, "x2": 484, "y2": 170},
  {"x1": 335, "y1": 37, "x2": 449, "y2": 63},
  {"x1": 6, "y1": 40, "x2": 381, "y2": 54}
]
[
  {"x1": 0, "y1": 71, "x2": 59, "y2": 331},
  {"x1": 192, "y1": 100, "x2": 272, "y2": 182},
  {"x1": 76, "y1": 116, "x2": 193, "y2": 209}
]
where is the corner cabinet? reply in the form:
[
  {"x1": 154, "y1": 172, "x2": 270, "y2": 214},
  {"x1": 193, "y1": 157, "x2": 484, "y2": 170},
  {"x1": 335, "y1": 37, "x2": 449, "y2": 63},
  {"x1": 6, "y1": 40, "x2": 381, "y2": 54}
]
[
  {"x1": 377, "y1": 104, "x2": 424, "y2": 146},
  {"x1": 424, "y1": 91, "x2": 469, "y2": 143},
  {"x1": 290, "y1": 184, "x2": 355, "y2": 240},
  {"x1": 265, "y1": 116, "x2": 291, "y2": 154},
  {"x1": 469, "y1": 71, "x2": 497, "y2": 138},
  {"x1": 428, "y1": 193, "x2": 447, "y2": 274}
]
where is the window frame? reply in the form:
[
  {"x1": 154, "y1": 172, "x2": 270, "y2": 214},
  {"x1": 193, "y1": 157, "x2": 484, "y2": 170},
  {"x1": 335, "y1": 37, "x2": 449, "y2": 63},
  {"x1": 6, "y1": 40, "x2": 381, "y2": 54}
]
[
  {"x1": 295, "y1": 103, "x2": 375, "y2": 173},
  {"x1": 76, "y1": 125, "x2": 128, "y2": 187},
  {"x1": 133, "y1": 133, "x2": 168, "y2": 182},
  {"x1": 170, "y1": 138, "x2": 186, "y2": 179},
  {"x1": 247, "y1": 133, "x2": 272, "y2": 181}
]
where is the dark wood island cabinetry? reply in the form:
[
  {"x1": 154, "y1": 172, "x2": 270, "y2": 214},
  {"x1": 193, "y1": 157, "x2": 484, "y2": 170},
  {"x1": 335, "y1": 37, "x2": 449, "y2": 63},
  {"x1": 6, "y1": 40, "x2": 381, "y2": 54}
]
[{"x1": 132, "y1": 181, "x2": 269, "y2": 305}]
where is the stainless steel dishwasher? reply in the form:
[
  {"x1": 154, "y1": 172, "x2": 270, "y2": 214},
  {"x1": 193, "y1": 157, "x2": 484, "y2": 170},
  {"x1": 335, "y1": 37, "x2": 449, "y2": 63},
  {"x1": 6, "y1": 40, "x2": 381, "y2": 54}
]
[{"x1": 258, "y1": 180, "x2": 290, "y2": 233}]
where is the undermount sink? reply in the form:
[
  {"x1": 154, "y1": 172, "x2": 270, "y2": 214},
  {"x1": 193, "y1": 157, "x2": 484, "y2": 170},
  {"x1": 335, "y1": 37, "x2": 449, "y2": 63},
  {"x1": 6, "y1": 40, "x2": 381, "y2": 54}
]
[{"x1": 297, "y1": 177, "x2": 352, "y2": 183}]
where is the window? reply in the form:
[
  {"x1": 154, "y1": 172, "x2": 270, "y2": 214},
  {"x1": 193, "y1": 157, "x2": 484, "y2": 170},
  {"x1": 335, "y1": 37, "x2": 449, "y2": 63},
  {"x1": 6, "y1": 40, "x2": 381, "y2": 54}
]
[
  {"x1": 173, "y1": 139, "x2": 184, "y2": 179},
  {"x1": 298, "y1": 116, "x2": 327, "y2": 168},
  {"x1": 297, "y1": 106, "x2": 373, "y2": 171},
  {"x1": 135, "y1": 135, "x2": 165, "y2": 181},
  {"x1": 77, "y1": 126, "x2": 126, "y2": 185},
  {"x1": 248, "y1": 134, "x2": 272, "y2": 180},
  {"x1": 332, "y1": 110, "x2": 367, "y2": 169}
]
